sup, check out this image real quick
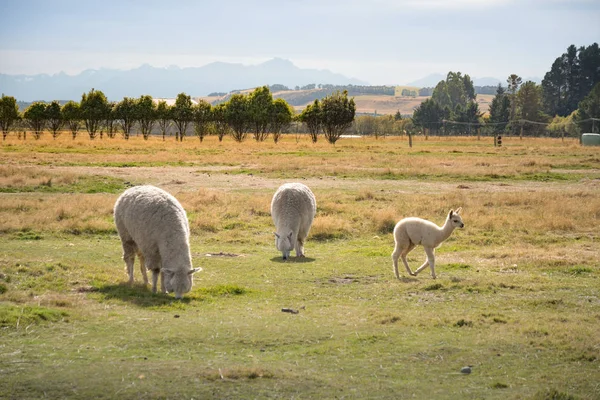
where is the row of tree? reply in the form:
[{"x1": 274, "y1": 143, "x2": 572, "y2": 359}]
[
  {"x1": 410, "y1": 43, "x2": 600, "y2": 137},
  {"x1": 542, "y1": 43, "x2": 600, "y2": 117},
  {"x1": 0, "y1": 87, "x2": 356, "y2": 144}
]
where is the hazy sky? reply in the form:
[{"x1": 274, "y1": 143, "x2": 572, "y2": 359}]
[{"x1": 0, "y1": 0, "x2": 598, "y2": 85}]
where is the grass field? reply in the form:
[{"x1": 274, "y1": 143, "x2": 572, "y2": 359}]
[{"x1": 1, "y1": 134, "x2": 599, "y2": 399}]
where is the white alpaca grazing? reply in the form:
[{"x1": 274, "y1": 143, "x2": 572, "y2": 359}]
[
  {"x1": 271, "y1": 182, "x2": 317, "y2": 260},
  {"x1": 114, "y1": 185, "x2": 201, "y2": 299},
  {"x1": 391, "y1": 208, "x2": 464, "y2": 279}
]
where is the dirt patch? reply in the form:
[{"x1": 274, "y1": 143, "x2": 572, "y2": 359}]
[
  {"x1": 329, "y1": 276, "x2": 356, "y2": 285},
  {"x1": 324, "y1": 275, "x2": 380, "y2": 285},
  {"x1": 45, "y1": 165, "x2": 592, "y2": 195},
  {"x1": 204, "y1": 252, "x2": 243, "y2": 258}
]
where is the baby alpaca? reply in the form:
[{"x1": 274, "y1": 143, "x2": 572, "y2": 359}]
[{"x1": 391, "y1": 208, "x2": 464, "y2": 279}]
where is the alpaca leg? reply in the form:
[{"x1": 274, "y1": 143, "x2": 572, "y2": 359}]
[
  {"x1": 414, "y1": 247, "x2": 436, "y2": 278},
  {"x1": 426, "y1": 247, "x2": 437, "y2": 279},
  {"x1": 391, "y1": 247, "x2": 401, "y2": 279},
  {"x1": 393, "y1": 232, "x2": 416, "y2": 278},
  {"x1": 160, "y1": 270, "x2": 166, "y2": 293},
  {"x1": 151, "y1": 270, "x2": 160, "y2": 294},
  {"x1": 402, "y1": 243, "x2": 417, "y2": 276},
  {"x1": 122, "y1": 240, "x2": 137, "y2": 285},
  {"x1": 295, "y1": 237, "x2": 305, "y2": 258},
  {"x1": 136, "y1": 250, "x2": 149, "y2": 285},
  {"x1": 413, "y1": 247, "x2": 432, "y2": 276}
]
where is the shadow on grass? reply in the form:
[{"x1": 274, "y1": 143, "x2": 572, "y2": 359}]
[
  {"x1": 94, "y1": 283, "x2": 190, "y2": 307},
  {"x1": 270, "y1": 256, "x2": 316, "y2": 264},
  {"x1": 397, "y1": 277, "x2": 419, "y2": 283}
]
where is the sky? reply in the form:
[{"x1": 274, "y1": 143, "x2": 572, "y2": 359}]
[{"x1": 0, "y1": 0, "x2": 599, "y2": 85}]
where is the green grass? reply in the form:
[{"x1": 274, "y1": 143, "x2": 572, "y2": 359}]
[
  {"x1": 0, "y1": 303, "x2": 69, "y2": 327},
  {"x1": 0, "y1": 233, "x2": 598, "y2": 399},
  {"x1": 0, "y1": 175, "x2": 129, "y2": 194}
]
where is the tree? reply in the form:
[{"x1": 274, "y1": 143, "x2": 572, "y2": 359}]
[
  {"x1": 46, "y1": 100, "x2": 63, "y2": 139},
  {"x1": 224, "y1": 93, "x2": 249, "y2": 142},
  {"x1": 578, "y1": 43, "x2": 600, "y2": 102},
  {"x1": 431, "y1": 80, "x2": 451, "y2": 109},
  {"x1": 114, "y1": 97, "x2": 137, "y2": 140},
  {"x1": 104, "y1": 102, "x2": 117, "y2": 138},
  {"x1": 378, "y1": 115, "x2": 397, "y2": 138},
  {"x1": 171, "y1": 93, "x2": 193, "y2": 141},
  {"x1": 354, "y1": 115, "x2": 378, "y2": 137},
  {"x1": 446, "y1": 71, "x2": 473, "y2": 109},
  {"x1": 211, "y1": 103, "x2": 230, "y2": 142},
  {"x1": 192, "y1": 100, "x2": 212, "y2": 142},
  {"x1": 80, "y1": 89, "x2": 109, "y2": 140},
  {"x1": 23, "y1": 102, "x2": 47, "y2": 139},
  {"x1": 547, "y1": 112, "x2": 578, "y2": 140},
  {"x1": 298, "y1": 99, "x2": 322, "y2": 143},
  {"x1": 563, "y1": 44, "x2": 581, "y2": 114},
  {"x1": 542, "y1": 58, "x2": 567, "y2": 117},
  {"x1": 269, "y1": 98, "x2": 294, "y2": 143},
  {"x1": 412, "y1": 98, "x2": 449, "y2": 135},
  {"x1": 517, "y1": 81, "x2": 549, "y2": 137},
  {"x1": 431, "y1": 72, "x2": 476, "y2": 112},
  {"x1": 321, "y1": 90, "x2": 356, "y2": 144},
  {"x1": 488, "y1": 84, "x2": 511, "y2": 133},
  {"x1": 61, "y1": 101, "x2": 81, "y2": 140},
  {"x1": 0, "y1": 94, "x2": 21, "y2": 140},
  {"x1": 451, "y1": 101, "x2": 482, "y2": 135},
  {"x1": 542, "y1": 43, "x2": 600, "y2": 117},
  {"x1": 156, "y1": 100, "x2": 172, "y2": 141},
  {"x1": 506, "y1": 74, "x2": 522, "y2": 134},
  {"x1": 394, "y1": 110, "x2": 403, "y2": 121},
  {"x1": 575, "y1": 82, "x2": 600, "y2": 133},
  {"x1": 135, "y1": 95, "x2": 157, "y2": 140},
  {"x1": 248, "y1": 86, "x2": 273, "y2": 142}
]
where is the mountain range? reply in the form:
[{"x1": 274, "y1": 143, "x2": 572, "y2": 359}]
[
  {"x1": 0, "y1": 58, "x2": 541, "y2": 102},
  {"x1": 0, "y1": 58, "x2": 368, "y2": 102}
]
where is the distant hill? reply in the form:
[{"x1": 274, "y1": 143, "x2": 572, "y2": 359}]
[
  {"x1": 406, "y1": 74, "x2": 541, "y2": 88},
  {"x1": 0, "y1": 58, "x2": 367, "y2": 102}
]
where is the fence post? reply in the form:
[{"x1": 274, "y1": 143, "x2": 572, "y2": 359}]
[{"x1": 520, "y1": 123, "x2": 523, "y2": 140}]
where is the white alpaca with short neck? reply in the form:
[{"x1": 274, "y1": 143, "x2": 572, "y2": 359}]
[
  {"x1": 271, "y1": 182, "x2": 317, "y2": 260},
  {"x1": 391, "y1": 208, "x2": 464, "y2": 279},
  {"x1": 114, "y1": 185, "x2": 201, "y2": 299}
]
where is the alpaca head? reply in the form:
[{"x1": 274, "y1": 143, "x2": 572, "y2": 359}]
[
  {"x1": 448, "y1": 208, "x2": 464, "y2": 229},
  {"x1": 164, "y1": 267, "x2": 202, "y2": 299},
  {"x1": 274, "y1": 231, "x2": 294, "y2": 260}
]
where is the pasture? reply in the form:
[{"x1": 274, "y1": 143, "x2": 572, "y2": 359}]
[{"x1": 0, "y1": 134, "x2": 599, "y2": 399}]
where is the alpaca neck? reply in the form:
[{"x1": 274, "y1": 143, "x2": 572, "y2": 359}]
[{"x1": 437, "y1": 218, "x2": 456, "y2": 244}]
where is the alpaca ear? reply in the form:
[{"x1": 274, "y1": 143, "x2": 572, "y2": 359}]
[
  {"x1": 188, "y1": 267, "x2": 202, "y2": 275},
  {"x1": 274, "y1": 232, "x2": 280, "y2": 238},
  {"x1": 288, "y1": 231, "x2": 293, "y2": 239},
  {"x1": 449, "y1": 210, "x2": 454, "y2": 217},
  {"x1": 455, "y1": 207, "x2": 462, "y2": 214}
]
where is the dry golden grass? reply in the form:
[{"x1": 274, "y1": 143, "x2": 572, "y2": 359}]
[
  {"x1": 1, "y1": 134, "x2": 598, "y2": 241},
  {"x1": 0, "y1": 193, "x2": 115, "y2": 234},
  {"x1": 2, "y1": 133, "x2": 595, "y2": 178}
]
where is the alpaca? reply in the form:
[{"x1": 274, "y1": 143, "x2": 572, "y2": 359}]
[
  {"x1": 114, "y1": 185, "x2": 201, "y2": 299},
  {"x1": 271, "y1": 183, "x2": 317, "y2": 260},
  {"x1": 391, "y1": 208, "x2": 464, "y2": 279}
]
